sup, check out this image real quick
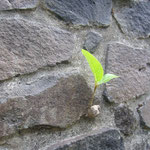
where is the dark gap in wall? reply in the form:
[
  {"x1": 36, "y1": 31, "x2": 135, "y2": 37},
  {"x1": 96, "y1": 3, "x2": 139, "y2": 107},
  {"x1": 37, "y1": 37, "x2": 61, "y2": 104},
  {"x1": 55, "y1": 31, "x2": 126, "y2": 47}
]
[
  {"x1": 146, "y1": 62, "x2": 150, "y2": 68},
  {"x1": 138, "y1": 67, "x2": 146, "y2": 72}
]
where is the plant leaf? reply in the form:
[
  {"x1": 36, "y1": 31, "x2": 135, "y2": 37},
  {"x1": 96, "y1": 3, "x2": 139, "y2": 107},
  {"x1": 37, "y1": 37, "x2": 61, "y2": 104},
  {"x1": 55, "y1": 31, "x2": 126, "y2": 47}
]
[
  {"x1": 82, "y1": 49, "x2": 104, "y2": 84},
  {"x1": 98, "y1": 73, "x2": 119, "y2": 85}
]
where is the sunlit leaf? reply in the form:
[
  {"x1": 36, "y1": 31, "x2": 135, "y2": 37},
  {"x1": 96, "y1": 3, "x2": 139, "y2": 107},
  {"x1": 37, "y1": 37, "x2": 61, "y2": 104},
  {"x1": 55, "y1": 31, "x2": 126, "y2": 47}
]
[
  {"x1": 98, "y1": 73, "x2": 119, "y2": 85},
  {"x1": 82, "y1": 49, "x2": 104, "y2": 84}
]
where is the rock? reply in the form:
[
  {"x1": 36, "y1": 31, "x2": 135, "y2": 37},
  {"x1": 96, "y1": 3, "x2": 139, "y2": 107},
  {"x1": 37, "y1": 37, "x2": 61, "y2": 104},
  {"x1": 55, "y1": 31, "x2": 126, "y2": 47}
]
[
  {"x1": 138, "y1": 99, "x2": 150, "y2": 128},
  {"x1": 0, "y1": 74, "x2": 92, "y2": 138},
  {"x1": 114, "y1": 1, "x2": 150, "y2": 38},
  {"x1": 0, "y1": 18, "x2": 74, "y2": 81},
  {"x1": 130, "y1": 136, "x2": 150, "y2": 150},
  {"x1": 88, "y1": 105, "x2": 100, "y2": 118},
  {"x1": 47, "y1": 129, "x2": 125, "y2": 150},
  {"x1": 83, "y1": 32, "x2": 102, "y2": 53},
  {"x1": 132, "y1": 141, "x2": 149, "y2": 150},
  {"x1": 0, "y1": 0, "x2": 39, "y2": 10},
  {"x1": 114, "y1": 104, "x2": 137, "y2": 135},
  {"x1": 104, "y1": 43, "x2": 150, "y2": 103},
  {"x1": 43, "y1": 0, "x2": 112, "y2": 26}
]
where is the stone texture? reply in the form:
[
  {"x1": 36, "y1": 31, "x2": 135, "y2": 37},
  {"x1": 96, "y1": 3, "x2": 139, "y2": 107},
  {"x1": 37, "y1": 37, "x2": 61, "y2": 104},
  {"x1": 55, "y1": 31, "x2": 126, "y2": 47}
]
[
  {"x1": 132, "y1": 141, "x2": 150, "y2": 150},
  {"x1": 83, "y1": 32, "x2": 102, "y2": 53},
  {"x1": 138, "y1": 99, "x2": 150, "y2": 128},
  {"x1": 0, "y1": 74, "x2": 92, "y2": 138},
  {"x1": 47, "y1": 129, "x2": 125, "y2": 150},
  {"x1": 114, "y1": 1, "x2": 150, "y2": 38},
  {"x1": 114, "y1": 104, "x2": 137, "y2": 135},
  {"x1": 104, "y1": 43, "x2": 150, "y2": 103},
  {"x1": 0, "y1": 18, "x2": 74, "y2": 81},
  {"x1": 43, "y1": 0, "x2": 112, "y2": 26},
  {"x1": 129, "y1": 136, "x2": 150, "y2": 150},
  {"x1": 0, "y1": 0, "x2": 39, "y2": 10}
]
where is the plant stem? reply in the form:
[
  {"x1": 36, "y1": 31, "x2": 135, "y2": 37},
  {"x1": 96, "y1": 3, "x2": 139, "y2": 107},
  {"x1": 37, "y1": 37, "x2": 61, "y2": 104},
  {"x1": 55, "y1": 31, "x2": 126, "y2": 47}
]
[{"x1": 89, "y1": 84, "x2": 98, "y2": 107}]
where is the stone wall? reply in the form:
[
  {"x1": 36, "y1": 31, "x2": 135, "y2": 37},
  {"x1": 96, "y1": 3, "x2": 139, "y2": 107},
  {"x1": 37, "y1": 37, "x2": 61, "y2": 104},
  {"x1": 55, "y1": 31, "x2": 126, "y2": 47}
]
[{"x1": 0, "y1": 0, "x2": 150, "y2": 150}]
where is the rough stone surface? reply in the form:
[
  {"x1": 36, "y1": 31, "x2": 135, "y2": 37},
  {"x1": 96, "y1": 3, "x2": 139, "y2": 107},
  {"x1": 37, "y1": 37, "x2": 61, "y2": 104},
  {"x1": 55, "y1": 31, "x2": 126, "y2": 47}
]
[
  {"x1": 83, "y1": 32, "x2": 102, "y2": 53},
  {"x1": 47, "y1": 129, "x2": 125, "y2": 150},
  {"x1": 0, "y1": 0, "x2": 150, "y2": 149},
  {"x1": 0, "y1": 0, "x2": 39, "y2": 10},
  {"x1": 114, "y1": 104, "x2": 137, "y2": 135},
  {"x1": 138, "y1": 99, "x2": 150, "y2": 128},
  {"x1": 0, "y1": 18, "x2": 74, "y2": 81},
  {"x1": 0, "y1": 74, "x2": 92, "y2": 138},
  {"x1": 114, "y1": 1, "x2": 150, "y2": 38},
  {"x1": 104, "y1": 43, "x2": 150, "y2": 103},
  {"x1": 43, "y1": 0, "x2": 112, "y2": 26},
  {"x1": 132, "y1": 141, "x2": 150, "y2": 150}
]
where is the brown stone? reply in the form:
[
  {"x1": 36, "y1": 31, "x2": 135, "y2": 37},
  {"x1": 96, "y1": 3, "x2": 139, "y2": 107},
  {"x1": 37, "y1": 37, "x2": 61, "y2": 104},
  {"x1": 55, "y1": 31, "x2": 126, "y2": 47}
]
[
  {"x1": 104, "y1": 43, "x2": 150, "y2": 103},
  {"x1": 0, "y1": 0, "x2": 39, "y2": 10},
  {"x1": 0, "y1": 75, "x2": 92, "y2": 138},
  {"x1": 0, "y1": 18, "x2": 74, "y2": 81}
]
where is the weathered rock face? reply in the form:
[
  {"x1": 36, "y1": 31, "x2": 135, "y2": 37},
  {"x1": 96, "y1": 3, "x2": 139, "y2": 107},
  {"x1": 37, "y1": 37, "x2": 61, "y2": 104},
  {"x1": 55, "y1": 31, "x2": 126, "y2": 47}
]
[
  {"x1": 1, "y1": 0, "x2": 150, "y2": 149},
  {"x1": 114, "y1": 1, "x2": 150, "y2": 38},
  {"x1": 114, "y1": 105, "x2": 137, "y2": 135},
  {"x1": 0, "y1": 75, "x2": 92, "y2": 138},
  {"x1": 43, "y1": 0, "x2": 112, "y2": 26},
  {"x1": 104, "y1": 43, "x2": 150, "y2": 103},
  {"x1": 0, "y1": 0, "x2": 39, "y2": 10},
  {"x1": 132, "y1": 140, "x2": 150, "y2": 150},
  {"x1": 138, "y1": 99, "x2": 150, "y2": 128},
  {"x1": 83, "y1": 31, "x2": 102, "y2": 53},
  {"x1": 0, "y1": 18, "x2": 74, "y2": 81},
  {"x1": 47, "y1": 129, "x2": 125, "y2": 150}
]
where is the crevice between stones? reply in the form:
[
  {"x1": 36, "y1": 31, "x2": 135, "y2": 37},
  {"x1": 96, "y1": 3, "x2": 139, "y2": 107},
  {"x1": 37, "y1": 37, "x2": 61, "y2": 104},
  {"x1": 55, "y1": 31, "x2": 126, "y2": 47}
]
[
  {"x1": 0, "y1": 115, "x2": 94, "y2": 146},
  {"x1": 111, "y1": 9, "x2": 125, "y2": 35},
  {"x1": 0, "y1": 125, "x2": 63, "y2": 146},
  {"x1": 0, "y1": 61, "x2": 72, "y2": 84}
]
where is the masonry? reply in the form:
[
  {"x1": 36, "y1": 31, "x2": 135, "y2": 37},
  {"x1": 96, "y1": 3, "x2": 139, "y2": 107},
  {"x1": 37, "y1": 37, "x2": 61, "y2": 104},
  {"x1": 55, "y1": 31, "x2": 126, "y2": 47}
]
[{"x1": 0, "y1": 0, "x2": 150, "y2": 150}]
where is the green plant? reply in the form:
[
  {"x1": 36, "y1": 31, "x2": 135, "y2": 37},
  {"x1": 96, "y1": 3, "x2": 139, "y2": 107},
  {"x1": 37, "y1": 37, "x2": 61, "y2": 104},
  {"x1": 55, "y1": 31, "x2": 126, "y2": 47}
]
[{"x1": 82, "y1": 49, "x2": 119, "y2": 107}]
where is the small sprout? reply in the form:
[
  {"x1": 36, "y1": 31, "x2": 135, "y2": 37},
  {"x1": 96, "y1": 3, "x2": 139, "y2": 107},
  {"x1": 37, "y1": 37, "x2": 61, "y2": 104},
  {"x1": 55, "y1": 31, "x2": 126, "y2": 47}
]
[{"x1": 82, "y1": 49, "x2": 119, "y2": 108}]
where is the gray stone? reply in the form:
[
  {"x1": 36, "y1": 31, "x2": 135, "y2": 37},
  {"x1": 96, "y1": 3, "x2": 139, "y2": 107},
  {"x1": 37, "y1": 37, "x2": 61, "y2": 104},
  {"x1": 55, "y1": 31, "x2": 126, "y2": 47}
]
[
  {"x1": 114, "y1": 1, "x2": 150, "y2": 38},
  {"x1": 0, "y1": 18, "x2": 74, "y2": 81},
  {"x1": 0, "y1": 0, "x2": 39, "y2": 10},
  {"x1": 43, "y1": 0, "x2": 112, "y2": 26},
  {"x1": 0, "y1": 74, "x2": 92, "y2": 138},
  {"x1": 114, "y1": 104, "x2": 137, "y2": 135},
  {"x1": 130, "y1": 136, "x2": 150, "y2": 150},
  {"x1": 104, "y1": 43, "x2": 150, "y2": 103},
  {"x1": 138, "y1": 99, "x2": 150, "y2": 128},
  {"x1": 132, "y1": 141, "x2": 149, "y2": 150},
  {"x1": 83, "y1": 32, "x2": 102, "y2": 53},
  {"x1": 47, "y1": 129, "x2": 125, "y2": 150}
]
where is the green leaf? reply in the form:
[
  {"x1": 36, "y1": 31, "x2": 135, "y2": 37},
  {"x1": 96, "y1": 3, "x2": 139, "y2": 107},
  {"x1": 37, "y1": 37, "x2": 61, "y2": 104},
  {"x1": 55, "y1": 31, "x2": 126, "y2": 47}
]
[
  {"x1": 82, "y1": 49, "x2": 104, "y2": 84},
  {"x1": 98, "y1": 73, "x2": 119, "y2": 85}
]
